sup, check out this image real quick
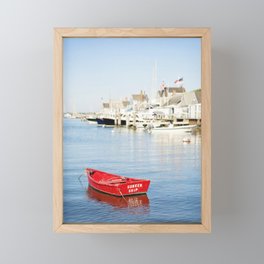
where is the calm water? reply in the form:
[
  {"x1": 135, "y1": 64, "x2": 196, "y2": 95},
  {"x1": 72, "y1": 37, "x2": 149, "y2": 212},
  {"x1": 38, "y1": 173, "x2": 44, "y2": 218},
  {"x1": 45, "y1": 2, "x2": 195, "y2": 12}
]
[{"x1": 63, "y1": 119, "x2": 201, "y2": 223}]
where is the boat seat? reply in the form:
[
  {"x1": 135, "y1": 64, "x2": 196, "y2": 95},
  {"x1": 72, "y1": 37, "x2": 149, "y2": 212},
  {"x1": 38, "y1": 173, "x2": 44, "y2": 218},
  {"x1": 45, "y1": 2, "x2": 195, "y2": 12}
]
[
  {"x1": 109, "y1": 179, "x2": 125, "y2": 182},
  {"x1": 99, "y1": 179, "x2": 127, "y2": 185}
]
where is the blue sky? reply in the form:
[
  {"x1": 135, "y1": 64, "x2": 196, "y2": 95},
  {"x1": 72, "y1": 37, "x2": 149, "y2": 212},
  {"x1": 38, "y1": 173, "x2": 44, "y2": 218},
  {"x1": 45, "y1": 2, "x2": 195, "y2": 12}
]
[{"x1": 63, "y1": 38, "x2": 201, "y2": 112}]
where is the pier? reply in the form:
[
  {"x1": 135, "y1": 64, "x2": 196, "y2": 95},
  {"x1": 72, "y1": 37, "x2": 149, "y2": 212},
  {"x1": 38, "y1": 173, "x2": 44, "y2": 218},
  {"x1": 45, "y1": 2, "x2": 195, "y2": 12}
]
[{"x1": 64, "y1": 87, "x2": 202, "y2": 130}]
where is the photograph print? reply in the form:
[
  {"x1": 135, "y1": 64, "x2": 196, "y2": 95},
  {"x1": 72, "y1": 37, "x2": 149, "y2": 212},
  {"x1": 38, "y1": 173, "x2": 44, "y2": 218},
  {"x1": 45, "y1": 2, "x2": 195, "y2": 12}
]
[{"x1": 61, "y1": 32, "x2": 205, "y2": 226}]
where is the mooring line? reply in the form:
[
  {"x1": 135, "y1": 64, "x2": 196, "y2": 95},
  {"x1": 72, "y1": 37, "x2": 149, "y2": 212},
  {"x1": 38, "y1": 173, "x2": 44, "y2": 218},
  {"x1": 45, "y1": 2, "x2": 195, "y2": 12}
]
[{"x1": 78, "y1": 173, "x2": 86, "y2": 190}]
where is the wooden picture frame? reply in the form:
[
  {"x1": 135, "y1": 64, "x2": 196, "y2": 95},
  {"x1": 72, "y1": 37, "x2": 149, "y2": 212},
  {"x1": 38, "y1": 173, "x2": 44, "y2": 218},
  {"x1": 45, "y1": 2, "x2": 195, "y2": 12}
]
[{"x1": 53, "y1": 28, "x2": 211, "y2": 233}]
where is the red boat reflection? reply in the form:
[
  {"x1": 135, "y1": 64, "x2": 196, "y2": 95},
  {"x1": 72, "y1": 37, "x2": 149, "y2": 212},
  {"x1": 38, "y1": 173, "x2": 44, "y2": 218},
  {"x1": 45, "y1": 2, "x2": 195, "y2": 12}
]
[{"x1": 87, "y1": 186, "x2": 150, "y2": 209}]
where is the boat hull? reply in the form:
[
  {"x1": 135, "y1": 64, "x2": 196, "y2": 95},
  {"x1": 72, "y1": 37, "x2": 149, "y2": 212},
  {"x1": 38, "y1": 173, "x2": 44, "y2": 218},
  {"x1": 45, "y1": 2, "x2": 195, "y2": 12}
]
[
  {"x1": 86, "y1": 168, "x2": 150, "y2": 196},
  {"x1": 102, "y1": 118, "x2": 115, "y2": 126},
  {"x1": 96, "y1": 118, "x2": 105, "y2": 126},
  {"x1": 86, "y1": 118, "x2": 97, "y2": 124},
  {"x1": 103, "y1": 118, "x2": 127, "y2": 126},
  {"x1": 152, "y1": 124, "x2": 197, "y2": 133}
]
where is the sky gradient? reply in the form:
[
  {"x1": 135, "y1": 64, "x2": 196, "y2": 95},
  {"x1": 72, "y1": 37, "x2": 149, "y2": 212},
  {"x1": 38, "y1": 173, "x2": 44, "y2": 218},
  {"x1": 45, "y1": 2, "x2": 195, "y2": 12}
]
[{"x1": 63, "y1": 38, "x2": 201, "y2": 112}]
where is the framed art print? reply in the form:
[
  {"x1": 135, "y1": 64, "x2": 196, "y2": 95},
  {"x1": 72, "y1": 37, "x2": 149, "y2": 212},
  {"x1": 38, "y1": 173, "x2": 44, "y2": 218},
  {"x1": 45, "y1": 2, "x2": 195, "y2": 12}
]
[{"x1": 53, "y1": 28, "x2": 211, "y2": 233}]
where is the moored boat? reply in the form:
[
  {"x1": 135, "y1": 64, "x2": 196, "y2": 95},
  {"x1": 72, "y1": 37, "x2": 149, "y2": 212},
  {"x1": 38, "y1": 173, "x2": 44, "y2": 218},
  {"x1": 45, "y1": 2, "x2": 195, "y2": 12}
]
[
  {"x1": 86, "y1": 168, "x2": 150, "y2": 196},
  {"x1": 151, "y1": 124, "x2": 197, "y2": 133}
]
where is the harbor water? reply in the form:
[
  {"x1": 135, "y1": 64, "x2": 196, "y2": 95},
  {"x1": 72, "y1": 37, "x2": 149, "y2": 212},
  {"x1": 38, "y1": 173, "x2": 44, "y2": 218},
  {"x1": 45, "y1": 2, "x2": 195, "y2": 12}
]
[{"x1": 63, "y1": 119, "x2": 201, "y2": 223}]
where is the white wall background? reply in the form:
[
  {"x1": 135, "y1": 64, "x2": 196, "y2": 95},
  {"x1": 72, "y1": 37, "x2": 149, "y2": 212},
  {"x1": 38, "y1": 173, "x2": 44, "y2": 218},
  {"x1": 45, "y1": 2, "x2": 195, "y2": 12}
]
[{"x1": 0, "y1": 0, "x2": 263, "y2": 263}]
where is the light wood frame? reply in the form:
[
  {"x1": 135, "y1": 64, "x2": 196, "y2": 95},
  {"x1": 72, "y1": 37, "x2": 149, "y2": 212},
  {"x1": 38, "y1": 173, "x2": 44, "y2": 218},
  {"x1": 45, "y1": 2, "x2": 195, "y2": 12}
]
[{"x1": 53, "y1": 28, "x2": 211, "y2": 233}]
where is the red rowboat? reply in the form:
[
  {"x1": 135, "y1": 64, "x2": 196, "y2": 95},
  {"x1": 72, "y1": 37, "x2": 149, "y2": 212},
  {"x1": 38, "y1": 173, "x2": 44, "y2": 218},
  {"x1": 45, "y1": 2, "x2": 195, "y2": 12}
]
[
  {"x1": 87, "y1": 186, "x2": 149, "y2": 208},
  {"x1": 86, "y1": 168, "x2": 150, "y2": 197}
]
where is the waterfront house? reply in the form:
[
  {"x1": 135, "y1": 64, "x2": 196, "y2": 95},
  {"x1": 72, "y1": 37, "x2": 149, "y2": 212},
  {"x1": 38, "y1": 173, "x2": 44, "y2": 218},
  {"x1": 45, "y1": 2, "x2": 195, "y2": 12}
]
[
  {"x1": 131, "y1": 90, "x2": 148, "y2": 111},
  {"x1": 167, "y1": 89, "x2": 201, "y2": 120}
]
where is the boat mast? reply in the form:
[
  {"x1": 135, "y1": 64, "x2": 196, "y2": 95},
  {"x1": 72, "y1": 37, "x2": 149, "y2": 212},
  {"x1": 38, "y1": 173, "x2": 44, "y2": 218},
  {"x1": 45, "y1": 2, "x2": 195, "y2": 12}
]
[{"x1": 151, "y1": 60, "x2": 158, "y2": 104}]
